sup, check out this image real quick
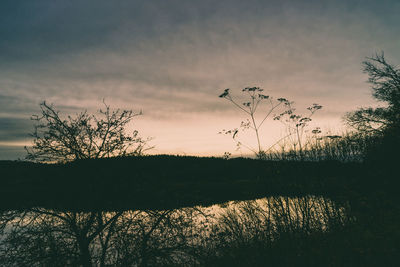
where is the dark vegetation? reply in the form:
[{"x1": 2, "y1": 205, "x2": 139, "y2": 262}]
[
  {"x1": 25, "y1": 100, "x2": 152, "y2": 163},
  {"x1": 0, "y1": 155, "x2": 365, "y2": 211},
  {"x1": 0, "y1": 154, "x2": 398, "y2": 266},
  {"x1": 0, "y1": 53, "x2": 399, "y2": 266}
]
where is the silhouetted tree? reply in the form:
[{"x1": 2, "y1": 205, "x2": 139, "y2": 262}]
[
  {"x1": 346, "y1": 52, "x2": 400, "y2": 164},
  {"x1": 346, "y1": 52, "x2": 400, "y2": 133},
  {"x1": 25, "y1": 101, "x2": 151, "y2": 163}
]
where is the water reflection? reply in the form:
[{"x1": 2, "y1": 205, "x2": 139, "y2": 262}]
[{"x1": 0, "y1": 196, "x2": 351, "y2": 266}]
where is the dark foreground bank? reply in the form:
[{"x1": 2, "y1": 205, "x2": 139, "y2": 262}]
[
  {"x1": 1, "y1": 155, "x2": 399, "y2": 266},
  {"x1": 0, "y1": 155, "x2": 392, "y2": 211}
]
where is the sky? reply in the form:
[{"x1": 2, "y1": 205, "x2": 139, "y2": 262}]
[{"x1": 1, "y1": 0, "x2": 400, "y2": 159}]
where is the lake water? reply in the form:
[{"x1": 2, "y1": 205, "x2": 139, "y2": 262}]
[{"x1": 0, "y1": 195, "x2": 351, "y2": 266}]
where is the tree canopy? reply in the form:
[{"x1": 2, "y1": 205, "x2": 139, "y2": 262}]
[
  {"x1": 25, "y1": 101, "x2": 151, "y2": 163},
  {"x1": 346, "y1": 53, "x2": 400, "y2": 133}
]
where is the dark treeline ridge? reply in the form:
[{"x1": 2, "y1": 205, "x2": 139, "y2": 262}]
[{"x1": 0, "y1": 154, "x2": 393, "y2": 211}]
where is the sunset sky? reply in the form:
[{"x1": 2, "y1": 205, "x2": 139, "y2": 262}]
[{"x1": 1, "y1": 0, "x2": 400, "y2": 159}]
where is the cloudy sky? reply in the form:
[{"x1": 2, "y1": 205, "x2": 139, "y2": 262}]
[{"x1": 1, "y1": 0, "x2": 400, "y2": 159}]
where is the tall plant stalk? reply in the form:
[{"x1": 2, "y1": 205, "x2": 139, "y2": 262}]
[
  {"x1": 219, "y1": 87, "x2": 290, "y2": 159},
  {"x1": 219, "y1": 87, "x2": 322, "y2": 160}
]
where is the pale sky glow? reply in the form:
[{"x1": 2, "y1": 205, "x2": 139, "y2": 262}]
[{"x1": 1, "y1": 0, "x2": 400, "y2": 159}]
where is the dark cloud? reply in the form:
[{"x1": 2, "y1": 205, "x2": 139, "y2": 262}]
[
  {"x1": 0, "y1": 0, "x2": 232, "y2": 62},
  {"x1": 1, "y1": 0, "x2": 398, "y2": 62},
  {"x1": 0, "y1": 117, "x2": 32, "y2": 141}
]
